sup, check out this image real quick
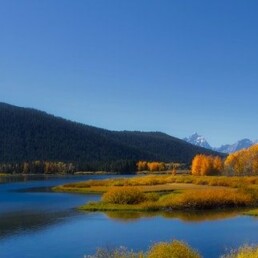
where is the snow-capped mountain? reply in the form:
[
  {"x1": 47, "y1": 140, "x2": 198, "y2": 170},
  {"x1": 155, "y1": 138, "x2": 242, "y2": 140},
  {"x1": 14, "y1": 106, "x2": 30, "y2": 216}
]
[
  {"x1": 214, "y1": 139, "x2": 254, "y2": 153},
  {"x1": 184, "y1": 133, "x2": 212, "y2": 149},
  {"x1": 184, "y1": 133, "x2": 256, "y2": 153}
]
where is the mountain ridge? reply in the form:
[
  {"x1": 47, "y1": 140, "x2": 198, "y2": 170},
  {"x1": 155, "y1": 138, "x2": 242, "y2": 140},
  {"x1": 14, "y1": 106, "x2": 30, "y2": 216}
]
[
  {"x1": 184, "y1": 132, "x2": 256, "y2": 153},
  {"x1": 0, "y1": 103, "x2": 223, "y2": 172}
]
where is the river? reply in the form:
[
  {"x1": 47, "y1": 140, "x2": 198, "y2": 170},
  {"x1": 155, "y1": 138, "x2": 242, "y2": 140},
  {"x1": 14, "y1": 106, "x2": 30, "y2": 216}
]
[{"x1": 0, "y1": 175, "x2": 258, "y2": 258}]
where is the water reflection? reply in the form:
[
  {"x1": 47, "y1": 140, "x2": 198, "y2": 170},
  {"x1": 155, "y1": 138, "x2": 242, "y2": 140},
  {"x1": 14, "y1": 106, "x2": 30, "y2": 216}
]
[
  {"x1": 0, "y1": 210, "x2": 73, "y2": 239},
  {"x1": 1, "y1": 175, "x2": 258, "y2": 258},
  {"x1": 101, "y1": 209, "x2": 247, "y2": 222},
  {"x1": 0, "y1": 174, "x2": 78, "y2": 184}
]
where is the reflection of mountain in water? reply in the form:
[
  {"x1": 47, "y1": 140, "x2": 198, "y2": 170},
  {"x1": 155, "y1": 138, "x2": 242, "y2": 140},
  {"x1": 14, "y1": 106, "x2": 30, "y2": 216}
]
[{"x1": 0, "y1": 210, "x2": 74, "y2": 239}]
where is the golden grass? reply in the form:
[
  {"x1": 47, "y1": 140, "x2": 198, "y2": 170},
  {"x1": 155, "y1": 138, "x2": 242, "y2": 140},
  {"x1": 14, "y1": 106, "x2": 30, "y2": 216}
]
[
  {"x1": 86, "y1": 240, "x2": 200, "y2": 258},
  {"x1": 54, "y1": 175, "x2": 254, "y2": 195},
  {"x1": 80, "y1": 187, "x2": 256, "y2": 212},
  {"x1": 162, "y1": 189, "x2": 254, "y2": 210},
  {"x1": 55, "y1": 175, "x2": 258, "y2": 213},
  {"x1": 102, "y1": 187, "x2": 145, "y2": 205},
  {"x1": 148, "y1": 240, "x2": 201, "y2": 258},
  {"x1": 54, "y1": 175, "x2": 258, "y2": 194},
  {"x1": 222, "y1": 245, "x2": 258, "y2": 258},
  {"x1": 86, "y1": 243, "x2": 258, "y2": 258}
]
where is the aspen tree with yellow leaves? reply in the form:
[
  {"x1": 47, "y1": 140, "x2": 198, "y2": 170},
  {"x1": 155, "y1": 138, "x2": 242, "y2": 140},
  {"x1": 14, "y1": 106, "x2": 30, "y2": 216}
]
[
  {"x1": 191, "y1": 155, "x2": 223, "y2": 176},
  {"x1": 224, "y1": 144, "x2": 258, "y2": 176}
]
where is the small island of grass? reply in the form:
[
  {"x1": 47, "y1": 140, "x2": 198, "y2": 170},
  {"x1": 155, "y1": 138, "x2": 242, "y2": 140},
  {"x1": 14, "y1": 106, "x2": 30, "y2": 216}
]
[{"x1": 54, "y1": 174, "x2": 258, "y2": 213}]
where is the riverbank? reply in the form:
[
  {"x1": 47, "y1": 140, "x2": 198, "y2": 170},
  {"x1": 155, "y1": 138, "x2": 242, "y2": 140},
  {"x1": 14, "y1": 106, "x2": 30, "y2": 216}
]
[
  {"x1": 0, "y1": 171, "x2": 121, "y2": 177},
  {"x1": 54, "y1": 175, "x2": 258, "y2": 213},
  {"x1": 3, "y1": 174, "x2": 258, "y2": 258}
]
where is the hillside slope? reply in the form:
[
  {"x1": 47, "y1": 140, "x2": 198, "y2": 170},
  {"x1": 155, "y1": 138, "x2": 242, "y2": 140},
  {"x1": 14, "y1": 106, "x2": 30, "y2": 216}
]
[{"x1": 0, "y1": 103, "x2": 223, "y2": 171}]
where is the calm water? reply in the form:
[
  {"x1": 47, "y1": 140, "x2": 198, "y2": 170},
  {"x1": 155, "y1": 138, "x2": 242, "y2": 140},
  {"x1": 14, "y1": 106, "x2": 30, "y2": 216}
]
[{"x1": 0, "y1": 175, "x2": 258, "y2": 258}]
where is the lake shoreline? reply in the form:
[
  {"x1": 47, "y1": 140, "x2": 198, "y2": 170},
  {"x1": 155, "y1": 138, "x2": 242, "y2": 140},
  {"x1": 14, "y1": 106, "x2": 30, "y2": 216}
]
[
  {"x1": 0, "y1": 171, "x2": 122, "y2": 177},
  {"x1": 54, "y1": 175, "x2": 258, "y2": 214}
]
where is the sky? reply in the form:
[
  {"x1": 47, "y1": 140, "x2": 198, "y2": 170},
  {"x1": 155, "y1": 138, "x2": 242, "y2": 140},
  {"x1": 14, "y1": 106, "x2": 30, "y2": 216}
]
[{"x1": 0, "y1": 0, "x2": 258, "y2": 147}]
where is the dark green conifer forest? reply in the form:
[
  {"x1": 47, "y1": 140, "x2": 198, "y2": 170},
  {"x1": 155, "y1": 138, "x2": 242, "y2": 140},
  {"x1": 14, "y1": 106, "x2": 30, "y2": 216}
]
[{"x1": 0, "y1": 103, "x2": 223, "y2": 173}]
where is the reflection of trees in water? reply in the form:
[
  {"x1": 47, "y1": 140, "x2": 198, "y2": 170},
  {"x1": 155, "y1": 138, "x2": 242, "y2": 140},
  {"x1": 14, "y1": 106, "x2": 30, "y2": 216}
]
[
  {"x1": 104, "y1": 211, "x2": 157, "y2": 222},
  {"x1": 103, "y1": 209, "x2": 248, "y2": 223},
  {"x1": 161, "y1": 209, "x2": 245, "y2": 222},
  {"x1": 0, "y1": 175, "x2": 52, "y2": 184},
  {"x1": 0, "y1": 210, "x2": 73, "y2": 239},
  {"x1": 0, "y1": 175, "x2": 43, "y2": 184}
]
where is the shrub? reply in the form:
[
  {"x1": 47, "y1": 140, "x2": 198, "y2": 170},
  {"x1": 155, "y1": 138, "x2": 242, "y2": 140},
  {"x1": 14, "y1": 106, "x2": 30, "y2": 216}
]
[
  {"x1": 144, "y1": 192, "x2": 160, "y2": 202},
  {"x1": 85, "y1": 246, "x2": 143, "y2": 258},
  {"x1": 86, "y1": 240, "x2": 200, "y2": 258},
  {"x1": 222, "y1": 245, "x2": 258, "y2": 258},
  {"x1": 147, "y1": 240, "x2": 201, "y2": 258},
  {"x1": 163, "y1": 189, "x2": 253, "y2": 210},
  {"x1": 102, "y1": 187, "x2": 145, "y2": 205}
]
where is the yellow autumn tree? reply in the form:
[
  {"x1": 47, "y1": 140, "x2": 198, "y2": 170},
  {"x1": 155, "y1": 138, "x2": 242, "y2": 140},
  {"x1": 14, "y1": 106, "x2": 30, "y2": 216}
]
[
  {"x1": 191, "y1": 155, "x2": 223, "y2": 176},
  {"x1": 224, "y1": 144, "x2": 258, "y2": 176},
  {"x1": 213, "y1": 156, "x2": 224, "y2": 173},
  {"x1": 137, "y1": 161, "x2": 148, "y2": 171},
  {"x1": 137, "y1": 161, "x2": 166, "y2": 172},
  {"x1": 147, "y1": 162, "x2": 165, "y2": 172},
  {"x1": 200, "y1": 156, "x2": 213, "y2": 176},
  {"x1": 191, "y1": 155, "x2": 203, "y2": 176}
]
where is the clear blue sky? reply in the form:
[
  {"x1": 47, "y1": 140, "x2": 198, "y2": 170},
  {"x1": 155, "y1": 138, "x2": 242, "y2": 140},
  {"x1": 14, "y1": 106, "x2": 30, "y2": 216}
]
[{"x1": 1, "y1": 0, "x2": 258, "y2": 146}]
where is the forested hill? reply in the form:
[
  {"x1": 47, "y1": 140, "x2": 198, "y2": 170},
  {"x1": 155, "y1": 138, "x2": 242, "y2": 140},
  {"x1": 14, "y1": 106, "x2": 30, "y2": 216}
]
[{"x1": 0, "y1": 102, "x2": 223, "y2": 172}]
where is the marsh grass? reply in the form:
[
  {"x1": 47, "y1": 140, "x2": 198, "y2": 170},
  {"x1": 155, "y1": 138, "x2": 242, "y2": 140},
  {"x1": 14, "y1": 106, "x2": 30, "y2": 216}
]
[
  {"x1": 162, "y1": 189, "x2": 254, "y2": 210},
  {"x1": 55, "y1": 175, "x2": 258, "y2": 212},
  {"x1": 81, "y1": 187, "x2": 256, "y2": 212},
  {"x1": 222, "y1": 245, "x2": 258, "y2": 258},
  {"x1": 54, "y1": 175, "x2": 258, "y2": 193},
  {"x1": 148, "y1": 240, "x2": 201, "y2": 258},
  {"x1": 85, "y1": 246, "x2": 143, "y2": 258},
  {"x1": 86, "y1": 240, "x2": 200, "y2": 258},
  {"x1": 86, "y1": 242, "x2": 258, "y2": 258},
  {"x1": 102, "y1": 187, "x2": 145, "y2": 205}
]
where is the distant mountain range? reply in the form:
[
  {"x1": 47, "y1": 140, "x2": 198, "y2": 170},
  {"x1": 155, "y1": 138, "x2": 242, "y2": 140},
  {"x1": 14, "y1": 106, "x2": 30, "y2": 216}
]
[
  {"x1": 0, "y1": 103, "x2": 223, "y2": 172},
  {"x1": 184, "y1": 133, "x2": 257, "y2": 153}
]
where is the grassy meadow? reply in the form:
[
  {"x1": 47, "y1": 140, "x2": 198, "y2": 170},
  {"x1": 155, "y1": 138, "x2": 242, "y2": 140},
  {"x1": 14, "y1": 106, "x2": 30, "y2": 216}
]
[{"x1": 54, "y1": 174, "x2": 258, "y2": 213}]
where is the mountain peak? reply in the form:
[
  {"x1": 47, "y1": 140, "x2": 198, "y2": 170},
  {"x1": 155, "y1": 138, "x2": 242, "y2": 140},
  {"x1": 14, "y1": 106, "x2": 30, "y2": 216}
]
[
  {"x1": 184, "y1": 133, "x2": 212, "y2": 149},
  {"x1": 184, "y1": 132, "x2": 256, "y2": 153}
]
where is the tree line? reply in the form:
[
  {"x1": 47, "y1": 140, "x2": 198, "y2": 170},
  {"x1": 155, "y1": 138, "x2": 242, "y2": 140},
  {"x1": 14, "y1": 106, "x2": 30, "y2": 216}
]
[
  {"x1": 0, "y1": 161, "x2": 75, "y2": 174},
  {"x1": 137, "y1": 161, "x2": 185, "y2": 173},
  {"x1": 0, "y1": 103, "x2": 223, "y2": 170},
  {"x1": 224, "y1": 144, "x2": 258, "y2": 176},
  {"x1": 0, "y1": 160, "x2": 136, "y2": 174},
  {"x1": 191, "y1": 144, "x2": 258, "y2": 176}
]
